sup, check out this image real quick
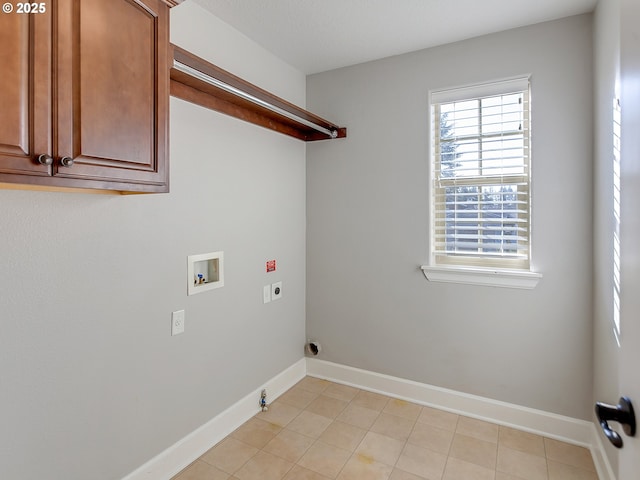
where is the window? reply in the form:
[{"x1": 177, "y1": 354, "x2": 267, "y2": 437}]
[{"x1": 423, "y1": 77, "x2": 541, "y2": 288}]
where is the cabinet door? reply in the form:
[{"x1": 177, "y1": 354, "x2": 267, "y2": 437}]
[
  {"x1": 55, "y1": 0, "x2": 169, "y2": 192},
  {"x1": 0, "y1": 12, "x2": 52, "y2": 178}
]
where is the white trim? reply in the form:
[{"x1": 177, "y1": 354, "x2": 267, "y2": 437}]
[
  {"x1": 430, "y1": 75, "x2": 531, "y2": 104},
  {"x1": 306, "y1": 358, "x2": 590, "y2": 444},
  {"x1": 421, "y1": 264, "x2": 542, "y2": 289},
  {"x1": 122, "y1": 358, "x2": 306, "y2": 480},
  {"x1": 590, "y1": 422, "x2": 617, "y2": 480},
  {"x1": 306, "y1": 358, "x2": 614, "y2": 479}
]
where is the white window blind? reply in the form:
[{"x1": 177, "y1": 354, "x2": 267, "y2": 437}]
[{"x1": 430, "y1": 77, "x2": 531, "y2": 270}]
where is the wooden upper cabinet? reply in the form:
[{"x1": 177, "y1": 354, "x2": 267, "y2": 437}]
[
  {"x1": 54, "y1": 0, "x2": 169, "y2": 191},
  {"x1": 0, "y1": 11, "x2": 52, "y2": 176},
  {"x1": 0, "y1": 0, "x2": 170, "y2": 193}
]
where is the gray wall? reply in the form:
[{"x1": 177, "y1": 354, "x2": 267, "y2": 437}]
[
  {"x1": 593, "y1": 0, "x2": 622, "y2": 472},
  {"x1": 306, "y1": 14, "x2": 594, "y2": 419},
  {"x1": 0, "y1": 4, "x2": 306, "y2": 479}
]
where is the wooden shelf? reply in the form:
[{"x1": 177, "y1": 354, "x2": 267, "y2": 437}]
[{"x1": 169, "y1": 45, "x2": 347, "y2": 142}]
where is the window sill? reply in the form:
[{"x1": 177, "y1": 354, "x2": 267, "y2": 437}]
[{"x1": 421, "y1": 265, "x2": 542, "y2": 289}]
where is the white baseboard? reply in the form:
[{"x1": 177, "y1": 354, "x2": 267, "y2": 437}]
[
  {"x1": 589, "y1": 422, "x2": 617, "y2": 480},
  {"x1": 306, "y1": 358, "x2": 615, "y2": 480},
  {"x1": 122, "y1": 358, "x2": 306, "y2": 480}
]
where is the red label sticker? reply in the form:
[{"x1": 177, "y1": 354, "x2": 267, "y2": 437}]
[{"x1": 266, "y1": 260, "x2": 276, "y2": 272}]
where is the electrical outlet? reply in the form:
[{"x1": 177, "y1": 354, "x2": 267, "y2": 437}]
[
  {"x1": 171, "y1": 310, "x2": 185, "y2": 336},
  {"x1": 263, "y1": 285, "x2": 271, "y2": 304},
  {"x1": 271, "y1": 281, "x2": 282, "y2": 301}
]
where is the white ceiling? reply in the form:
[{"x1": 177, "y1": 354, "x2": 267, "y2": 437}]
[{"x1": 192, "y1": 0, "x2": 598, "y2": 75}]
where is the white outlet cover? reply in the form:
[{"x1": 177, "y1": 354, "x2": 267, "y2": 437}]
[
  {"x1": 172, "y1": 310, "x2": 185, "y2": 336},
  {"x1": 271, "y1": 281, "x2": 282, "y2": 301},
  {"x1": 263, "y1": 285, "x2": 271, "y2": 304}
]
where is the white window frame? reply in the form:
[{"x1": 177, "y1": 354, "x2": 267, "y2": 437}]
[{"x1": 421, "y1": 76, "x2": 541, "y2": 289}]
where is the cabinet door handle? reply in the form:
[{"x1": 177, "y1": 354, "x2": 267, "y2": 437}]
[
  {"x1": 37, "y1": 154, "x2": 53, "y2": 166},
  {"x1": 59, "y1": 157, "x2": 74, "y2": 167}
]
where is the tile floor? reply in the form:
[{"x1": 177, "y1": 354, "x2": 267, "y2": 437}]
[{"x1": 172, "y1": 376, "x2": 598, "y2": 480}]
